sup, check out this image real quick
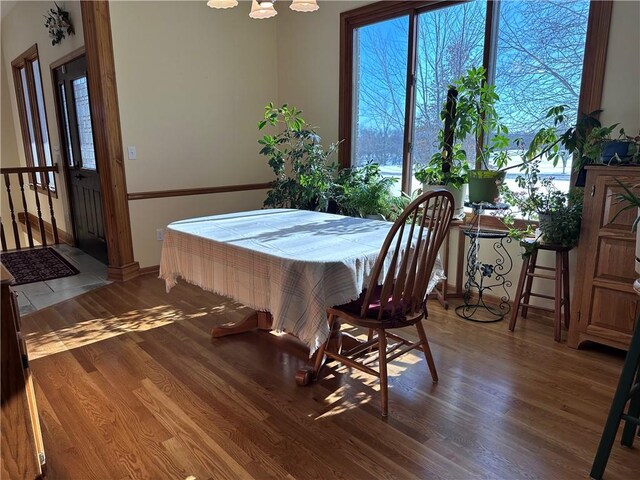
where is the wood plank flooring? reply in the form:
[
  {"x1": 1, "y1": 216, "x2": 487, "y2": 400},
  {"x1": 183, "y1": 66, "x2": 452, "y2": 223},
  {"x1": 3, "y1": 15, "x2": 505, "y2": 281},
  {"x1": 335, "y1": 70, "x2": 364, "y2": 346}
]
[{"x1": 18, "y1": 273, "x2": 640, "y2": 479}]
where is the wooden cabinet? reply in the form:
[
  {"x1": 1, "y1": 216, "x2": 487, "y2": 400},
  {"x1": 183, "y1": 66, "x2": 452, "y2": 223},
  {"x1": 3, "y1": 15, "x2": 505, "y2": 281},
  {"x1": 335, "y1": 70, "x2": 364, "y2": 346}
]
[
  {"x1": 1, "y1": 265, "x2": 46, "y2": 478},
  {"x1": 569, "y1": 166, "x2": 640, "y2": 351}
]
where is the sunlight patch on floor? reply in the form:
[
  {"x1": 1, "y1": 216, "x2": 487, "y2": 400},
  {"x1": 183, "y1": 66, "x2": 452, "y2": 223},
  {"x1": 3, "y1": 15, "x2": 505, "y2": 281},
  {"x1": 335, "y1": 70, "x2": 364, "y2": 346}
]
[
  {"x1": 24, "y1": 304, "x2": 225, "y2": 360},
  {"x1": 315, "y1": 387, "x2": 372, "y2": 419}
]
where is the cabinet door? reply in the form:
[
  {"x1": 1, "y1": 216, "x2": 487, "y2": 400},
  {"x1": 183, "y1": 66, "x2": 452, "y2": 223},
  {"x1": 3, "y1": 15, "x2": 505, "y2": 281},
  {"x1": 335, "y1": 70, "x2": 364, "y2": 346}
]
[{"x1": 578, "y1": 174, "x2": 639, "y2": 349}]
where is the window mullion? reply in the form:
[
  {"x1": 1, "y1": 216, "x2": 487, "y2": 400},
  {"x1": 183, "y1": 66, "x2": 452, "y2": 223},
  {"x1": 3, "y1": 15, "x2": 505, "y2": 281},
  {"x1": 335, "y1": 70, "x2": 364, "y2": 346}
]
[
  {"x1": 401, "y1": 10, "x2": 419, "y2": 194},
  {"x1": 24, "y1": 61, "x2": 46, "y2": 173},
  {"x1": 477, "y1": 0, "x2": 499, "y2": 168}
]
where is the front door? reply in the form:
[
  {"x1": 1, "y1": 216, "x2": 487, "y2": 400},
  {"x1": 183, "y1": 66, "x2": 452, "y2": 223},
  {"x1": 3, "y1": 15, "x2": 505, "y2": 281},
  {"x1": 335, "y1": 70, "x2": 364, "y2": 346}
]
[{"x1": 53, "y1": 55, "x2": 107, "y2": 264}]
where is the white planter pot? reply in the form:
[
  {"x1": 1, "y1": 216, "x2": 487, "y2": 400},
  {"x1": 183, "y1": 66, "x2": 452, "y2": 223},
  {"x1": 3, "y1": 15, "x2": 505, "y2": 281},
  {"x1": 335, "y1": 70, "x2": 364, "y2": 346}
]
[{"x1": 422, "y1": 183, "x2": 467, "y2": 219}]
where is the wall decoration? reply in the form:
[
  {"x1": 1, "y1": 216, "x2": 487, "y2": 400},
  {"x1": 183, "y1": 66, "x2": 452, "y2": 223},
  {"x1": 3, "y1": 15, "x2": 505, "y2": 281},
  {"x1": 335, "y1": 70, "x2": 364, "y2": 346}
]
[{"x1": 44, "y1": 2, "x2": 75, "y2": 46}]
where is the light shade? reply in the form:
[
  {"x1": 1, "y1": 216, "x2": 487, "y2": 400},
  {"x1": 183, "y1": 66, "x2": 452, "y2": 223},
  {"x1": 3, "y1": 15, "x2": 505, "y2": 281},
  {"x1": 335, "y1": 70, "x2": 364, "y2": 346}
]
[
  {"x1": 207, "y1": 0, "x2": 238, "y2": 9},
  {"x1": 290, "y1": 0, "x2": 319, "y2": 12},
  {"x1": 250, "y1": 0, "x2": 277, "y2": 19}
]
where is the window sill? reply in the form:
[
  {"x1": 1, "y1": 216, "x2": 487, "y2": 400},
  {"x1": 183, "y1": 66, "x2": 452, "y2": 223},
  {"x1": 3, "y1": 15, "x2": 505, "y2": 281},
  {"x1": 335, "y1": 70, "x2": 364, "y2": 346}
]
[{"x1": 29, "y1": 183, "x2": 58, "y2": 199}]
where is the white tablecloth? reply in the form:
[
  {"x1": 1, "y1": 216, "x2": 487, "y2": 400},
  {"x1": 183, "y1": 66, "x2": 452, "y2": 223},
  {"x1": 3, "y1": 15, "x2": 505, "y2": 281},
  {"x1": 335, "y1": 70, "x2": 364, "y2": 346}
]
[{"x1": 159, "y1": 209, "x2": 444, "y2": 354}]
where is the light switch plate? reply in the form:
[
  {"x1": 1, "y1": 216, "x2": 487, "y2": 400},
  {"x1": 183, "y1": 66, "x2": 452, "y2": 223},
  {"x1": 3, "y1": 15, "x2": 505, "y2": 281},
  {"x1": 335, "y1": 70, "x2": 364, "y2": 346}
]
[{"x1": 127, "y1": 146, "x2": 137, "y2": 160}]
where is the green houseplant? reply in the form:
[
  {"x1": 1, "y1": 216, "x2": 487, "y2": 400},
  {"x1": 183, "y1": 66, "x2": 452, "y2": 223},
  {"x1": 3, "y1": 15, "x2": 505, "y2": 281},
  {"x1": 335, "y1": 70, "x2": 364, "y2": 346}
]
[
  {"x1": 259, "y1": 103, "x2": 339, "y2": 211},
  {"x1": 414, "y1": 87, "x2": 469, "y2": 217},
  {"x1": 450, "y1": 66, "x2": 513, "y2": 203},
  {"x1": 582, "y1": 126, "x2": 640, "y2": 166},
  {"x1": 499, "y1": 105, "x2": 586, "y2": 253},
  {"x1": 334, "y1": 162, "x2": 397, "y2": 219}
]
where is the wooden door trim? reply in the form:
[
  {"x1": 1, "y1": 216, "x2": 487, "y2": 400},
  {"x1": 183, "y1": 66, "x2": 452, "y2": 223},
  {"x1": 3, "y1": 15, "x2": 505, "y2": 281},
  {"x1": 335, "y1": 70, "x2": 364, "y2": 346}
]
[
  {"x1": 50, "y1": 46, "x2": 86, "y2": 71},
  {"x1": 80, "y1": 1, "x2": 139, "y2": 281}
]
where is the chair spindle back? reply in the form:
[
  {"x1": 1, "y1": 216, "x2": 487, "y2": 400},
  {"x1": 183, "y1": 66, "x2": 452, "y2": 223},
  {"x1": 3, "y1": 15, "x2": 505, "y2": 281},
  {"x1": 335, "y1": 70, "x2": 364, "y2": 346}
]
[{"x1": 360, "y1": 189, "x2": 454, "y2": 321}]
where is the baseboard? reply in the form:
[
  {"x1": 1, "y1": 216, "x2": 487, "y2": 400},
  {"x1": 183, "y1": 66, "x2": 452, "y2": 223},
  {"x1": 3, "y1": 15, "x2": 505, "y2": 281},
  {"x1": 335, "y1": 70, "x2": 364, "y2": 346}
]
[
  {"x1": 139, "y1": 265, "x2": 159, "y2": 276},
  {"x1": 108, "y1": 262, "x2": 140, "y2": 282}
]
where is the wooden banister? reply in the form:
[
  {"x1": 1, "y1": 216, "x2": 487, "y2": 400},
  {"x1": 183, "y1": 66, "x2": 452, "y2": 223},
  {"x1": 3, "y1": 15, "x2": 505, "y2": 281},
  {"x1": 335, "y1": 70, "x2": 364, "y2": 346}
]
[
  {"x1": 0, "y1": 164, "x2": 61, "y2": 252},
  {"x1": 0, "y1": 165, "x2": 59, "y2": 174}
]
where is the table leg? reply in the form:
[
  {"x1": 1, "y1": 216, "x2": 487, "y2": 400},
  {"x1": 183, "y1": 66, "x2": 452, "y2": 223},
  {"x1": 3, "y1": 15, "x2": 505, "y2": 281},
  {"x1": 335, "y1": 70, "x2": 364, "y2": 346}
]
[
  {"x1": 211, "y1": 310, "x2": 273, "y2": 339},
  {"x1": 295, "y1": 318, "x2": 366, "y2": 386}
]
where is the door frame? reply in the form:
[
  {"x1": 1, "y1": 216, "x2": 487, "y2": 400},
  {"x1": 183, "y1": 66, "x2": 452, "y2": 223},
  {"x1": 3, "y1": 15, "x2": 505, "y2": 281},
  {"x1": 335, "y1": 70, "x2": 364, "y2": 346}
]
[{"x1": 76, "y1": 1, "x2": 139, "y2": 281}]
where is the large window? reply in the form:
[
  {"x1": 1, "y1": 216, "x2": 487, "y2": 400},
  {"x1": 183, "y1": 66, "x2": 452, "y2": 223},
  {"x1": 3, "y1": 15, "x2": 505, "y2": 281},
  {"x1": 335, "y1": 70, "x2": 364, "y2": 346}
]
[
  {"x1": 341, "y1": 0, "x2": 609, "y2": 194},
  {"x1": 11, "y1": 44, "x2": 55, "y2": 191}
]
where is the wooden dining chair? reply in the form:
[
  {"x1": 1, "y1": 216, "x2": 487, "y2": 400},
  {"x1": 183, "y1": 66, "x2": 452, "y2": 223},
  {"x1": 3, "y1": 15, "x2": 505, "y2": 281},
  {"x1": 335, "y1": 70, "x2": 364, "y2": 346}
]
[{"x1": 313, "y1": 189, "x2": 455, "y2": 416}]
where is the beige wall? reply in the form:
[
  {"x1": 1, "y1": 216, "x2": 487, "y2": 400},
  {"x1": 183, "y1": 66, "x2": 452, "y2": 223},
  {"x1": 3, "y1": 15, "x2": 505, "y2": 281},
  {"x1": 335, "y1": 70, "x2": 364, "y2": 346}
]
[
  {"x1": 1, "y1": 0, "x2": 85, "y2": 239},
  {"x1": 110, "y1": 1, "x2": 278, "y2": 267},
  {"x1": 599, "y1": 0, "x2": 640, "y2": 131},
  {"x1": 1, "y1": 49, "x2": 19, "y2": 167}
]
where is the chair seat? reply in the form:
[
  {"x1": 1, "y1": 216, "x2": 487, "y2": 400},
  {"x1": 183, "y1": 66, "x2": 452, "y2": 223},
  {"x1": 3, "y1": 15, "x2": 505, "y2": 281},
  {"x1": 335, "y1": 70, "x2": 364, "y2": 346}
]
[{"x1": 332, "y1": 285, "x2": 424, "y2": 328}]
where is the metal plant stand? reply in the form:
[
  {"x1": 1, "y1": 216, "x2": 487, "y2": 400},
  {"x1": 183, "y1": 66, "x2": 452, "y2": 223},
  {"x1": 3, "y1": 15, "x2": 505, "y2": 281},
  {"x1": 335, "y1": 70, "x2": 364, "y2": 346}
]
[{"x1": 456, "y1": 202, "x2": 513, "y2": 322}]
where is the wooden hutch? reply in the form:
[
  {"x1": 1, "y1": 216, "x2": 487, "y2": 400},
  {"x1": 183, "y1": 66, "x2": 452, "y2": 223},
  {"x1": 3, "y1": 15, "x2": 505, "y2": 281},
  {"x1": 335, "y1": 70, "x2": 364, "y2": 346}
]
[{"x1": 569, "y1": 165, "x2": 640, "y2": 351}]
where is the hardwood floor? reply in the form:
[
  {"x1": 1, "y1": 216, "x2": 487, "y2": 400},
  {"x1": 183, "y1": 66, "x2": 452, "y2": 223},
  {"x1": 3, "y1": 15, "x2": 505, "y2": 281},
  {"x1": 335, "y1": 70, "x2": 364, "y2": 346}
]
[{"x1": 19, "y1": 273, "x2": 640, "y2": 479}]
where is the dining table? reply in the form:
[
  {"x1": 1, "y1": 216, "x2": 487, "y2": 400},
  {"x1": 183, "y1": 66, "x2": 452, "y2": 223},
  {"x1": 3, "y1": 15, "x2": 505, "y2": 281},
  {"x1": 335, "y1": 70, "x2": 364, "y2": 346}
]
[{"x1": 159, "y1": 208, "x2": 445, "y2": 383}]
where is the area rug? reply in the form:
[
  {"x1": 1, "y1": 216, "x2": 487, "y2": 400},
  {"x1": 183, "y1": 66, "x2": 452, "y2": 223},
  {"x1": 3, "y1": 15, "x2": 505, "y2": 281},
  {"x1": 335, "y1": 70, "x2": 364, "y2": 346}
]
[{"x1": 1, "y1": 247, "x2": 80, "y2": 285}]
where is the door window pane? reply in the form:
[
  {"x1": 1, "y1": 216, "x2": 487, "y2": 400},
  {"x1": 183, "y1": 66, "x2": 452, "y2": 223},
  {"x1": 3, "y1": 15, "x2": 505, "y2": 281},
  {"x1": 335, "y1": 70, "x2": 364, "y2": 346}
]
[
  {"x1": 352, "y1": 15, "x2": 409, "y2": 193},
  {"x1": 412, "y1": 0, "x2": 486, "y2": 192},
  {"x1": 59, "y1": 83, "x2": 74, "y2": 167},
  {"x1": 494, "y1": 0, "x2": 590, "y2": 193},
  {"x1": 72, "y1": 76, "x2": 97, "y2": 170}
]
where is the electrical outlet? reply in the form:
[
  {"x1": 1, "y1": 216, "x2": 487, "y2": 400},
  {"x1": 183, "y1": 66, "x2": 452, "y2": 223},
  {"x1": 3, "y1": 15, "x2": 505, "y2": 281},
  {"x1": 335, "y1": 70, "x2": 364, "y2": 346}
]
[{"x1": 156, "y1": 228, "x2": 164, "y2": 241}]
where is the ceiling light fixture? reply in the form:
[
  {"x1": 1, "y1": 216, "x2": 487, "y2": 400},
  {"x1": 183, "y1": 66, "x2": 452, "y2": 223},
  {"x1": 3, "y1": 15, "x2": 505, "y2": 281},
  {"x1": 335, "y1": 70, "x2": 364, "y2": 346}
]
[
  {"x1": 207, "y1": 0, "x2": 319, "y2": 19},
  {"x1": 249, "y1": 0, "x2": 277, "y2": 19}
]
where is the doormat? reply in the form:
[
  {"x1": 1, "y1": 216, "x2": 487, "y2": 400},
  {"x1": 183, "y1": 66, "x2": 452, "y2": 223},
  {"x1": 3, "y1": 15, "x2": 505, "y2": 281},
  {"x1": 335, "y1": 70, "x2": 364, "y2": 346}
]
[{"x1": 1, "y1": 247, "x2": 80, "y2": 286}]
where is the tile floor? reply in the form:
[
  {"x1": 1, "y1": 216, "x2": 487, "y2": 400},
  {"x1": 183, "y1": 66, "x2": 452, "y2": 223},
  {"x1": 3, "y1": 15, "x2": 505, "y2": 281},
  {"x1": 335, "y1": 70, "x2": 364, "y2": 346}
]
[{"x1": 12, "y1": 244, "x2": 110, "y2": 316}]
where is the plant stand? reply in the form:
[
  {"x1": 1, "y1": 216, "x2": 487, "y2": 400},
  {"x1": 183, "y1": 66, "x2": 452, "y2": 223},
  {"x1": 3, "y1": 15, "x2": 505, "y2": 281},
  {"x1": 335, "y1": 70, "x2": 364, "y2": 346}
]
[{"x1": 456, "y1": 202, "x2": 513, "y2": 323}]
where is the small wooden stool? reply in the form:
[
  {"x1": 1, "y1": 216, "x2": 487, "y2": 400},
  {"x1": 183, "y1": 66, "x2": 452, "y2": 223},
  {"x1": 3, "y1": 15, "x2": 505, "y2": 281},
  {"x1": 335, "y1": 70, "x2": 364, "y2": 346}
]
[{"x1": 509, "y1": 242, "x2": 572, "y2": 342}]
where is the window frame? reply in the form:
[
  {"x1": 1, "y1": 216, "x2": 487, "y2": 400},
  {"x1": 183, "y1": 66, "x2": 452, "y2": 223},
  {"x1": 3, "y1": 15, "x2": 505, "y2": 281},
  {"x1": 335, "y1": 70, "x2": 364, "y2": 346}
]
[
  {"x1": 11, "y1": 44, "x2": 57, "y2": 195},
  {"x1": 339, "y1": 0, "x2": 612, "y2": 194}
]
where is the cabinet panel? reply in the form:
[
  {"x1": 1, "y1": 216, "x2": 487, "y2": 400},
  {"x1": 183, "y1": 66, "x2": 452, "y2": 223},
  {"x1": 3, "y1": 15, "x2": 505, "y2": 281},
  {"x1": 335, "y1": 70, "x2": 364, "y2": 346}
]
[
  {"x1": 569, "y1": 166, "x2": 640, "y2": 351},
  {"x1": 588, "y1": 287, "x2": 639, "y2": 333},
  {"x1": 601, "y1": 180, "x2": 638, "y2": 230},
  {"x1": 596, "y1": 237, "x2": 637, "y2": 282}
]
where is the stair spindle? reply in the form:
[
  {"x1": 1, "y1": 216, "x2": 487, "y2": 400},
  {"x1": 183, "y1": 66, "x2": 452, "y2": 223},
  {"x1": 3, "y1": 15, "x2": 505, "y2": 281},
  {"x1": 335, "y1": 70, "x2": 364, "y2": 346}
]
[
  {"x1": 1, "y1": 221, "x2": 7, "y2": 251},
  {"x1": 3, "y1": 173, "x2": 21, "y2": 250},
  {"x1": 42, "y1": 171, "x2": 59, "y2": 244},
  {"x1": 29, "y1": 172, "x2": 47, "y2": 247},
  {"x1": 17, "y1": 172, "x2": 34, "y2": 248}
]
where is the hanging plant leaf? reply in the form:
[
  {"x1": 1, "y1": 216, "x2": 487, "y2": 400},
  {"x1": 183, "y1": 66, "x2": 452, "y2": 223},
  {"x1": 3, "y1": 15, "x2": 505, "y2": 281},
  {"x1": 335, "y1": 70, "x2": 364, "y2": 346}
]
[{"x1": 44, "y1": 2, "x2": 75, "y2": 46}]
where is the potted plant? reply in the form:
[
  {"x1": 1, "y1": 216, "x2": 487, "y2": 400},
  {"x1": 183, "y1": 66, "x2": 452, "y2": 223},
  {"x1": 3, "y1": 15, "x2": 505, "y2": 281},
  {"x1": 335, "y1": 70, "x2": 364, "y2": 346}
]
[
  {"x1": 502, "y1": 178, "x2": 583, "y2": 256},
  {"x1": 414, "y1": 87, "x2": 468, "y2": 217},
  {"x1": 334, "y1": 162, "x2": 397, "y2": 220},
  {"x1": 582, "y1": 126, "x2": 640, "y2": 166},
  {"x1": 499, "y1": 105, "x2": 586, "y2": 253},
  {"x1": 259, "y1": 103, "x2": 339, "y2": 211}
]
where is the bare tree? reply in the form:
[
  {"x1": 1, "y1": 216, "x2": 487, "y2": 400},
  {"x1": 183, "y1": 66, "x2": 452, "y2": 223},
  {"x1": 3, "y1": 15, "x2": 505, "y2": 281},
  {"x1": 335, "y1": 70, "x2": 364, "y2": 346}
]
[{"x1": 352, "y1": 0, "x2": 590, "y2": 175}]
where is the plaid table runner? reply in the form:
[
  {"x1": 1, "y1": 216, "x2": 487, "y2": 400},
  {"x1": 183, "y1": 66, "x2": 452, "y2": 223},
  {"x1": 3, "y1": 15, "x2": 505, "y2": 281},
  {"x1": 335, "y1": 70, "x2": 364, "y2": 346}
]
[{"x1": 159, "y1": 209, "x2": 444, "y2": 354}]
